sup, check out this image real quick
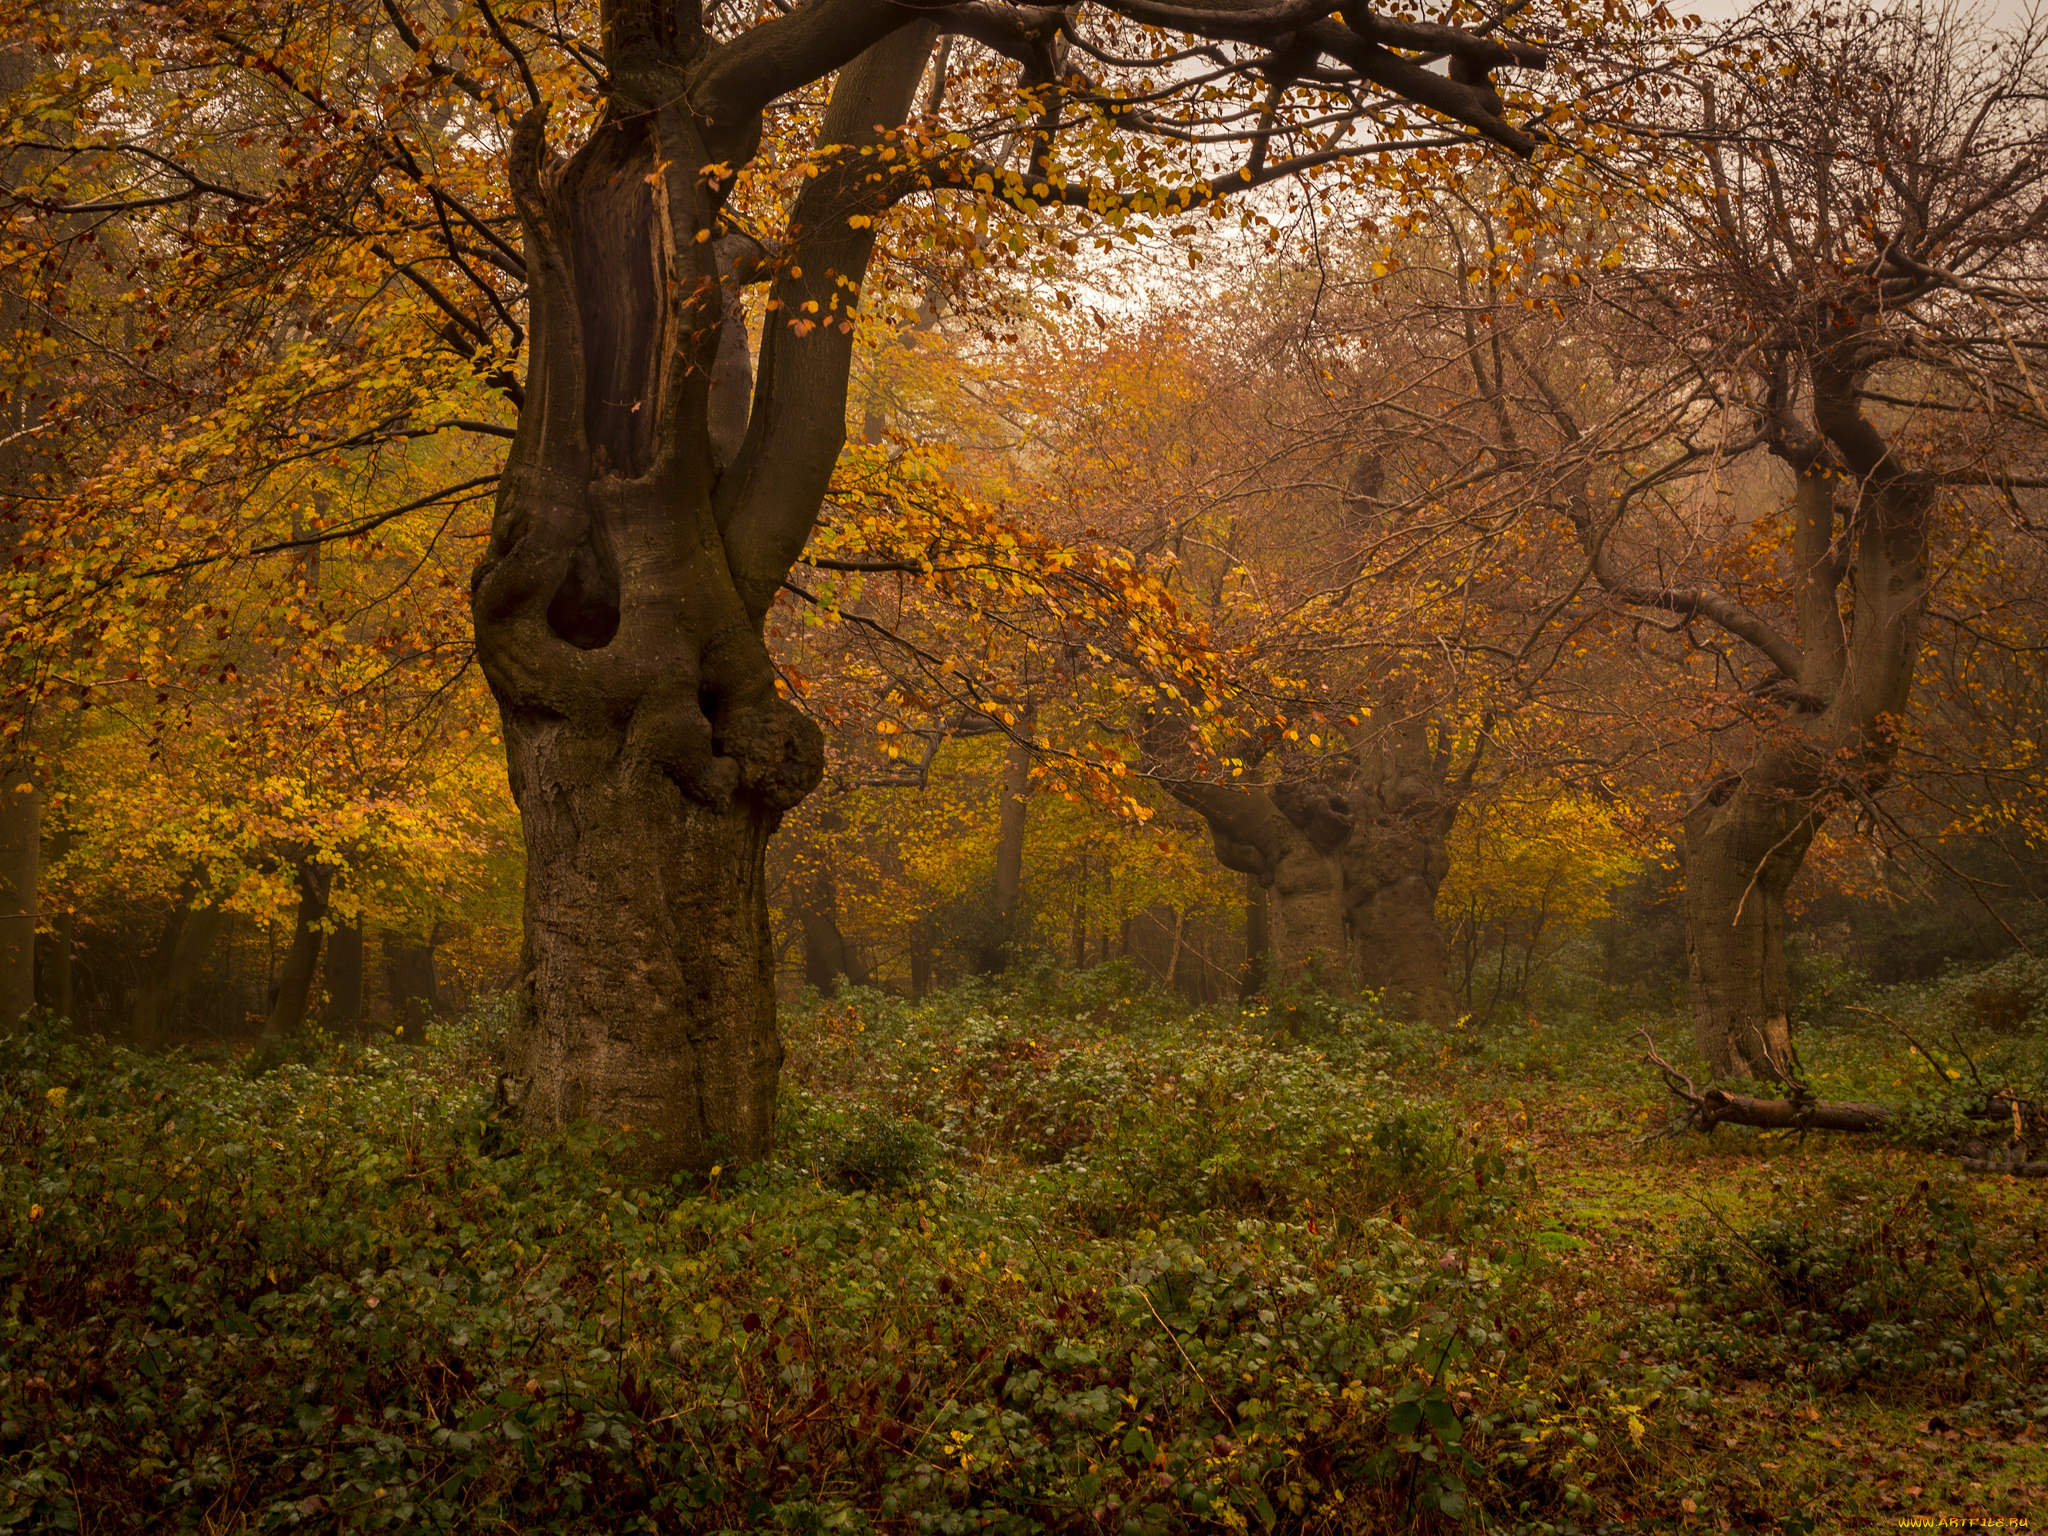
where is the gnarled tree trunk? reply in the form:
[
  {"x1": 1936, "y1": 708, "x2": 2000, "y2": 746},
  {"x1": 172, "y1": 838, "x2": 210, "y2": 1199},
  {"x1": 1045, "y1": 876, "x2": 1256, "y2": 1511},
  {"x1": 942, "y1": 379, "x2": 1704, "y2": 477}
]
[
  {"x1": 1679, "y1": 378, "x2": 1929, "y2": 1079},
  {"x1": 1183, "y1": 780, "x2": 1351, "y2": 994},
  {"x1": 1339, "y1": 715, "x2": 1461, "y2": 1024},
  {"x1": 1343, "y1": 825, "x2": 1455, "y2": 1024},
  {"x1": 472, "y1": 26, "x2": 934, "y2": 1174},
  {"x1": 1682, "y1": 773, "x2": 1818, "y2": 1079}
]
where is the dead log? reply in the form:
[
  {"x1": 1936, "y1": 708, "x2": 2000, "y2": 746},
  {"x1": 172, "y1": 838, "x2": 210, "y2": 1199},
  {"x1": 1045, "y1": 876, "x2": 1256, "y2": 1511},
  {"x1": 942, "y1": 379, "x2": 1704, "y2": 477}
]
[
  {"x1": 1686, "y1": 1090, "x2": 1893, "y2": 1133},
  {"x1": 1635, "y1": 1028, "x2": 2044, "y2": 1173}
]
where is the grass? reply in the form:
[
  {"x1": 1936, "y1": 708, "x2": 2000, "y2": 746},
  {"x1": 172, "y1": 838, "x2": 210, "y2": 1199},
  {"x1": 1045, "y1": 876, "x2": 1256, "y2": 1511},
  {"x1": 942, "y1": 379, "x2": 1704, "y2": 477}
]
[{"x1": 0, "y1": 966, "x2": 2042, "y2": 1532}]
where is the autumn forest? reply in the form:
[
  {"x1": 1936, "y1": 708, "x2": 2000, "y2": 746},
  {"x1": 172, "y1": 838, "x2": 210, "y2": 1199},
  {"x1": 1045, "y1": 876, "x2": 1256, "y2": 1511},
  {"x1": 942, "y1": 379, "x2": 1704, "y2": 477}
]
[{"x1": 2, "y1": 1, "x2": 2046, "y2": 1530}]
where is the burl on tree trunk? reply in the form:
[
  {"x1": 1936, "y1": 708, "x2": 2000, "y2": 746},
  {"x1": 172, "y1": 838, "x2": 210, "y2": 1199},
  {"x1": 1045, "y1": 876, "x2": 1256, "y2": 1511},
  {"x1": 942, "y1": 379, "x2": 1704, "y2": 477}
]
[{"x1": 472, "y1": 24, "x2": 934, "y2": 1174}]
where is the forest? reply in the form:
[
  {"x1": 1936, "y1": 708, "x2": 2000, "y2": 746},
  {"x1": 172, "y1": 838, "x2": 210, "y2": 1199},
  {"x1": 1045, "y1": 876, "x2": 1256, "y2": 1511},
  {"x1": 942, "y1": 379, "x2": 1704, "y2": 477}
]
[{"x1": 1, "y1": 0, "x2": 2045, "y2": 1530}]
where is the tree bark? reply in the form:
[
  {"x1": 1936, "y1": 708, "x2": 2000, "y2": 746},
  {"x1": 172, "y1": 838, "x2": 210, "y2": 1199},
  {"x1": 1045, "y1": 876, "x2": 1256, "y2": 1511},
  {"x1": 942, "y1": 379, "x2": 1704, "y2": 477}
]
[
  {"x1": 1683, "y1": 774, "x2": 1819, "y2": 1079},
  {"x1": 322, "y1": 917, "x2": 364, "y2": 1034},
  {"x1": 1182, "y1": 780, "x2": 1351, "y2": 994},
  {"x1": 1678, "y1": 357, "x2": 1929, "y2": 1078},
  {"x1": 1339, "y1": 716, "x2": 1460, "y2": 1024},
  {"x1": 470, "y1": 26, "x2": 935, "y2": 1175},
  {"x1": 264, "y1": 860, "x2": 332, "y2": 1041},
  {"x1": 131, "y1": 891, "x2": 226, "y2": 1047},
  {"x1": 0, "y1": 769, "x2": 36, "y2": 1030}
]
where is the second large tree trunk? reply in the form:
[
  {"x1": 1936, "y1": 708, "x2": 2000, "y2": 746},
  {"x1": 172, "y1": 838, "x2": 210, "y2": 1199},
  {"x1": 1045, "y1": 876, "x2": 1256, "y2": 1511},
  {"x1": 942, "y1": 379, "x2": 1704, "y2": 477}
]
[
  {"x1": 795, "y1": 861, "x2": 856, "y2": 996},
  {"x1": 1683, "y1": 777, "x2": 1820, "y2": 1080},
  {"x1": 500, "y1": 716, "x2": 783, "y2": 1175},
  {"x1": 1267, "y1": 841, "x2": 1349, "y2": 993}
]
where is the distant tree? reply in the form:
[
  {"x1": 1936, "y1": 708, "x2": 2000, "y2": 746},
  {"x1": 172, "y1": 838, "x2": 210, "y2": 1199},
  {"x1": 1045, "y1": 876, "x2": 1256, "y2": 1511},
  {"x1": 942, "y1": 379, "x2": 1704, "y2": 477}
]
[{"x1": 1576, "y1": 3, "x2": 2048, "y2": 1077}]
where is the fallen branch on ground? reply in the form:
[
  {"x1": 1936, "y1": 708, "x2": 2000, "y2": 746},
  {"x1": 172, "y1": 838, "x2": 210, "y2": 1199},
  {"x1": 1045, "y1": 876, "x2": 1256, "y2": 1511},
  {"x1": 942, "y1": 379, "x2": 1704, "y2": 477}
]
[{"x1": 1634, "y1": 1028, "x2": 2047, "y2": 1176}]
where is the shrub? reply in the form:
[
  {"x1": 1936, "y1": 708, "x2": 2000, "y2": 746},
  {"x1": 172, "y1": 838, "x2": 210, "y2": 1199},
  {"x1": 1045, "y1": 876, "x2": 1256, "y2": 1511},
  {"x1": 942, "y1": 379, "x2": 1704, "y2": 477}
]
[
  {"x1": 0, "y1": 997, "x2": 1624, "y2": 1534},
  {"x1": 1663, "y1": 1170, "x2": 2048, "y2": 1431},
  {"x1": 1044, "y1": 1043, "x2": 1525, "y2": 1239},
  {"x1": 827, "y1": 1106, "x2": 942, "y2": 1191}
]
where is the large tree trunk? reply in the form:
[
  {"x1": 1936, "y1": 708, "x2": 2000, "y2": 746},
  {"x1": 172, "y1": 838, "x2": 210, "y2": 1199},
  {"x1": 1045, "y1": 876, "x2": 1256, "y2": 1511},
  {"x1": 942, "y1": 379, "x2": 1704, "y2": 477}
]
[
  {"x1": 504, "y1": 747, "x2": 782, "y2": 1164},
  {"x1": 1344, "y1": 833, "x2": 1455, "y2": 1024},
  {"x1": 1679, "y1": 369, "x2": 1928, "y2": 1079},
  {"x1": 1182, "y1": 780, "x2": 1351, "y2": 995},
  {"x1": 264, "y1": 861, "x2": 332, "y2": 1041},
  {"x1": 131, "y1": 891, "x2": 226, "y2": 1048},
  {"x1": 469, "y1": 29, "x2": 933, "y2": 1176},
  {"x1": 0, "y1": 768, "x2": 36, "y2": 1030},
  {"x1": 1267, "y1": 839, "x2": 1348, "y2": 992},
  {"x1": 1682, "y1": 778, "x2": 1819, "y2": 1080}
]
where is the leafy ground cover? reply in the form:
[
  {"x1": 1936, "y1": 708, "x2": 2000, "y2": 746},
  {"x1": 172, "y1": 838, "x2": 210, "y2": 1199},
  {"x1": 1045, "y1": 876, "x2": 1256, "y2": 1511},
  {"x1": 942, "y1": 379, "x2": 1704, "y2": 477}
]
[{"x1": 1, "y1": 970, "x2": 2042, "y2": 1532}]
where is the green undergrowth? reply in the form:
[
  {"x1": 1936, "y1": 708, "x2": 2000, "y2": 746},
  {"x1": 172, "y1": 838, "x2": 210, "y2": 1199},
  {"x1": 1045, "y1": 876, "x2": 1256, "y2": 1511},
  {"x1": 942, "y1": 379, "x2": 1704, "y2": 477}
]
[
  {"x1": 0, "y1": 983, "x2": 1665, "y2": 1536},
  {"x1": 5, "y1": 969, "x2": 2043, "y2": 1533}
]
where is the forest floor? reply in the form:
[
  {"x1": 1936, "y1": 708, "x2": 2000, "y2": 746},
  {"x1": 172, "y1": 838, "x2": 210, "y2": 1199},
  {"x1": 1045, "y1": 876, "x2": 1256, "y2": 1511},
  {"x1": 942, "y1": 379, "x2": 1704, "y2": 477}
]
[
  {"x1": 1, "y1": 975, "x2": 2044, "y2": 1533},
  {"x1": 1449, "y1": 1034, "x2": 2048, "y2": 1533}
]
